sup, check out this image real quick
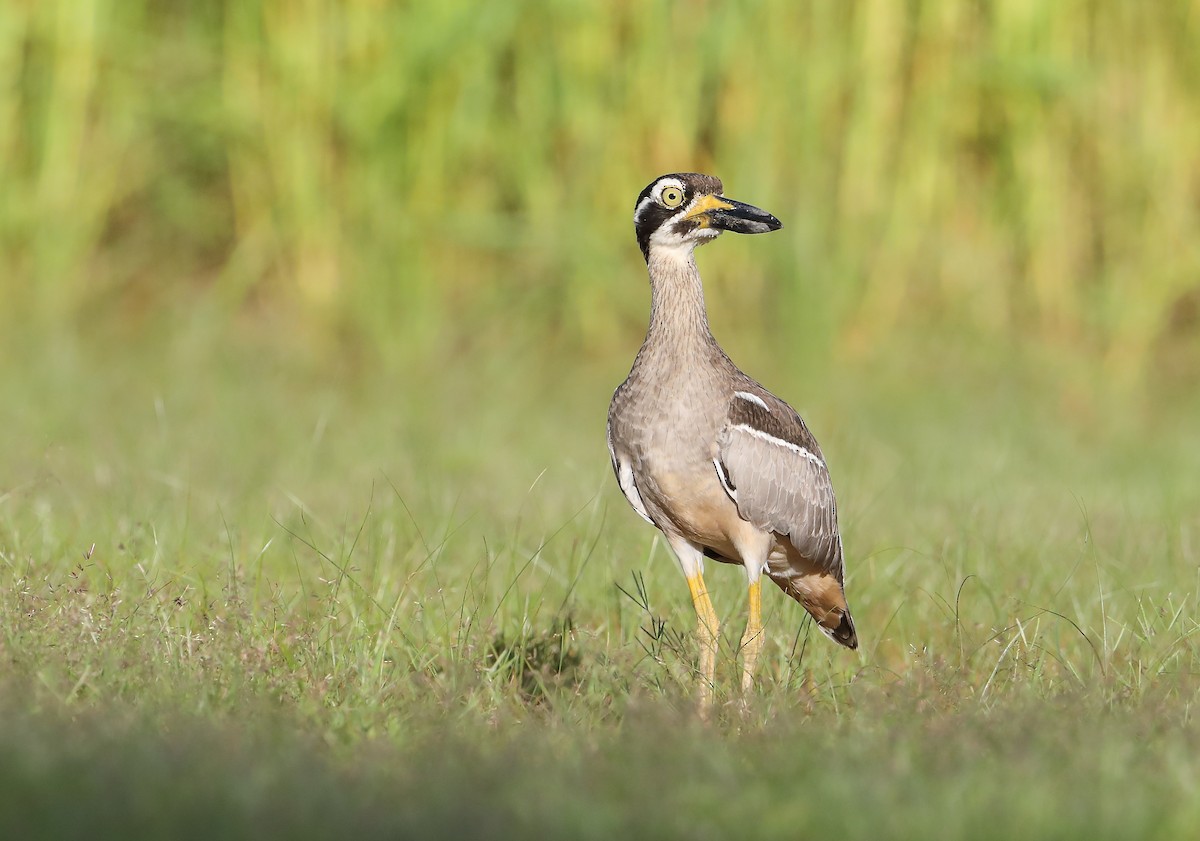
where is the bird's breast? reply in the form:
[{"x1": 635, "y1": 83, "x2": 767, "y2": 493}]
[
  {"x1": 642, "y1": 468, "x2": 745, "y2": 552},
  {"x1": 610, "y1": 395, "x2": 739, "y2": 548}
]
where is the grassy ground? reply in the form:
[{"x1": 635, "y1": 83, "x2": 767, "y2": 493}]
[{"x1": 3, "y1": 319, "x2": 1199, "y2": 839}]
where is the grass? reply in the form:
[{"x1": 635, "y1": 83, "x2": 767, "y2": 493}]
[{"x1": 2, "y1": 319, "x2": 1200, "y2": 838}]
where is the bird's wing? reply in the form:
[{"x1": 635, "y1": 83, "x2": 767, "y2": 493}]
[
  {"x1": 607, "y1": 416, "x2": 654, "y2": 525},
  {"x1": 714, "y1": 388, "x2": 843, "y2": 578}
]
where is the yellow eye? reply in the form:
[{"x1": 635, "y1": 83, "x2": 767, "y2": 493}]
[{"x1": 660, "y1": 186, "x2": 684, "y2": 209}]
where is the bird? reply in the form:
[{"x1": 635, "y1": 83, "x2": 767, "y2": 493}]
[{"x1": 607, "y1": 173, "x2": 857, "y2": 709}]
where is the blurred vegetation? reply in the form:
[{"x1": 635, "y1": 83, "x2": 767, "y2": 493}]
[{"x1": 1, "y1": 0, "x2": 1198, "y2": 378}]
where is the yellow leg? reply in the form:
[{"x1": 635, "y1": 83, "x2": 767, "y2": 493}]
[
  {"x1": 686, "y1": 572, "x2": 720, "y2": 713},
  {"x1": 739, "y1": 579, "x2": 764, "y2": 694}
]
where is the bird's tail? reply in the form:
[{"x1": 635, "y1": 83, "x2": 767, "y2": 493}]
[
  {"x1": 821, "y1": 606, "x2": 858, "y2": 650},
  {"x1": 771, "y1": 571, "x2": 859, "y2": 650}
]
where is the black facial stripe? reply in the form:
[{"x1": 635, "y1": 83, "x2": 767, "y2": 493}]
[
  {"x1": 670, "y1": 217, "x2": 701, "y2": 238},
  {"x1": 633, "y1": 196, "x2": 655, "y2": 223},
  {"x1": 635, "y1": 203, "x2": 673, "y2": 259},
  {"x1": 632, "y1": 172, "x2": 727, "y2": 261}
]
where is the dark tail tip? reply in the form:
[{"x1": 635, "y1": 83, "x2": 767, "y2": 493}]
[{"x1": 829, "y1": 610, "x2": 858, "y2": 650}]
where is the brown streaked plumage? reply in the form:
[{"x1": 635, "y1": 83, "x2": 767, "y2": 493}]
[{"x1": 607, "y1": 173, "x2": 857, "y2": 710}]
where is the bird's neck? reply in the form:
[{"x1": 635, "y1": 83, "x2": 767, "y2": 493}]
[{"x1": 643, "y1": 246, "x2": 720, "y2": 358}]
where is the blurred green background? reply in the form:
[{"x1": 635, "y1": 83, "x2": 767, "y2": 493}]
[{"x1": 3, "y1": 0, "x2": 1198, "y2": 379}]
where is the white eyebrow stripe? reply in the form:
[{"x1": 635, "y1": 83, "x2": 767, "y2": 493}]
[
  {"x1": 654, "y1": 177, "x2": 685, "y2": 194},
  {"x1": 734, "y1": 391, "x2": 770, "y2": 412},
  {"x1": 732, "y1": 423, "x2": 824, "y2": 466}
]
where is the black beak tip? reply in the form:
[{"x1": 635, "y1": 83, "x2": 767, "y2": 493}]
[
  {"x1": 710, "y1": 199, "x2": 784, "y2": 235},
  {"x1": 736, "y1": 212, "x2": 783, "y2": 235}
]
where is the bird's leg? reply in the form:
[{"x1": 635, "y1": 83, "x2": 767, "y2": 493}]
[
  {"x1": 739, "y1": 577, "x2": 765, "y2": 694},
  {"x1": 667, "y1": 535, "x2": 721, "y2": 714},
  {"x1": 730, "y1": 531, "x2": 771, "y2": 698},
  {"x1": 686, "y1": 571, "x2": 720, "y2": 712}
]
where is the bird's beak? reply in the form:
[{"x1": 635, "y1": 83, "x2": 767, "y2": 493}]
[{"x1": 684, "y1": 194, "x2": 783, "y2": 234}]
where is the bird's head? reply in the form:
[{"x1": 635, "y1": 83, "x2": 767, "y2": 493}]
[{"x1": 633, "y1": 173, "x2": 782, "y2": 262}]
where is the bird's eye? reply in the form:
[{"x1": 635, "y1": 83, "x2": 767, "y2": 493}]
[{"x1": 660, "y1": 186, "x2": 684, "y2": 209}]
